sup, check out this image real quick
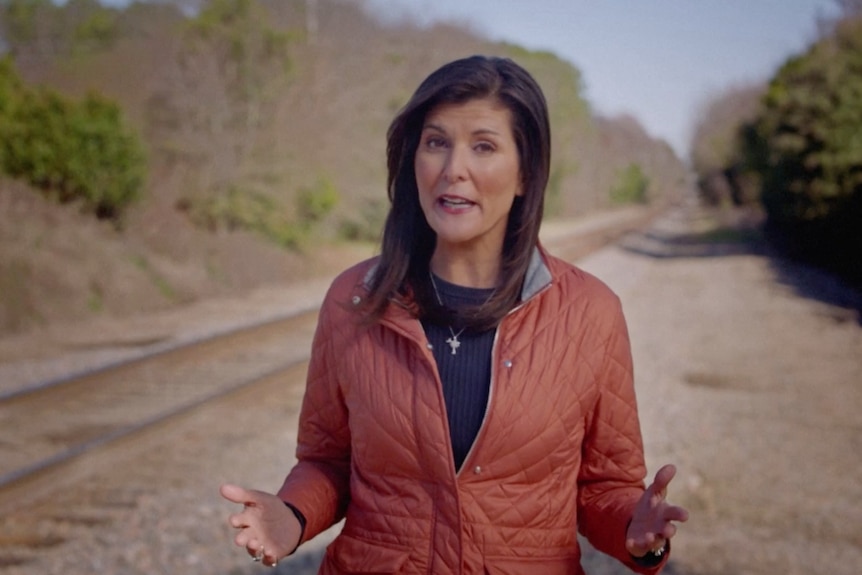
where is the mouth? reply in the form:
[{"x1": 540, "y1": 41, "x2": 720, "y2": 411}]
[{"x1": 438, "y1": 195, "x2": 475, "y2": 210}]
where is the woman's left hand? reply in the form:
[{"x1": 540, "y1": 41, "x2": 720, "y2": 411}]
[
  {"x1": 626, "y1": 464, "x2": 690, "y2": 558},
  {"x1": 220, "y1": 484, "x2": 302, "y2": 567}
]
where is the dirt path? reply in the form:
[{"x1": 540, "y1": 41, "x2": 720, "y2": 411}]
[{"x1": 579, "y1": 211, "x2": 862, "y2": 575}]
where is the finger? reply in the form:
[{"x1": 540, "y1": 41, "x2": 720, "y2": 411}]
[
  {"x1": 229, "y1": 512, "x2": 244, "y2": 529},
  {"x1": 246, "y1": 539, "x2": 264, "y2": 559},
  {"x1": 661, "y1": 522, "x2": 677, "y2": 540},
  {"x1": 662, "y1": 504, "x2": 690, "y2": 523},
  {"x1": 626, "y1": 533, "x2": 659, "y2": 556},
  {"x1": 650, "y1": 464, "x2": 677, "y2": 493},
  {"x1": 627, "y1": 530, "x2": 657, "y2": 549},
  {"x1": 234, "y1": 529, "x2": 252, "y2": 548},
  {"x1": 262, "y1": 547, "x2": 280, "y2": 567},
  {"x1": 220, "y1": 483, "x2": 254, "y2": 505}
]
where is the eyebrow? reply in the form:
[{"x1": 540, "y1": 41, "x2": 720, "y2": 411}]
[{"x1": 421, "y1": 122, "x2": 503, "y2": 137}]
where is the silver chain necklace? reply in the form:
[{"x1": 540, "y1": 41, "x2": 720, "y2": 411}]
[{"x1": 428, "y1": 272, "x2": 467, "y2": 355}]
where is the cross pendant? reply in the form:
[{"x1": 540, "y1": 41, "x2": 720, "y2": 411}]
[{"x1": 446, "y1": 335, "x2": 461, "y2": 355}]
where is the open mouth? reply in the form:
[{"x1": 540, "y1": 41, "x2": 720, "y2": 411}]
[{"x1": 439, "y1": 196, "x2": 475, "y2": 209}]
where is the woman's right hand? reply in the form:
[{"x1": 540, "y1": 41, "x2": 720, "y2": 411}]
[
  {"x1": 625, "y1": 464, "x2": 689, "y2": 559},
  {"x1": 220, "y1": 483, "x2": 302, "y2": 567}
]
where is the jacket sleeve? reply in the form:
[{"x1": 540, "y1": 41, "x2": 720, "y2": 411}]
[
  {"x1": 576, "y1": 295, "x2": 668, "y2": 574},
  {"x1": 276, "y1": 285, "x2": 352, "y2": 545}
]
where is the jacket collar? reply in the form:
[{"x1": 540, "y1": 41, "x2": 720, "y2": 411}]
[
  {"x1": 362, "y1": 246, "x2": 553, "y2": 304},
  {"x1": 522, "y1": 246, "x2": 553, "y2": 302}
]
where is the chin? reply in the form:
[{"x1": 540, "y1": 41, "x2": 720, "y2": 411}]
[{"x1": 433, "y1": 228, "x2": 477, "y2": 245}]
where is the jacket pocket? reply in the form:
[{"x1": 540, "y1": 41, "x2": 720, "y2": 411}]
[
  {"x1": 321, "y1": 533, "x2": 412, "y2": 574},
  {"x1": 484, "y1": 554, "x2": 582, "y2": 575}
]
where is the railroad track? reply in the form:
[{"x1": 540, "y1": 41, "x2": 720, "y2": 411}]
[
  {"x1": 0, "y1": 310, "x2": 319, "y2": 514},
  {"x1": 0, "y1": 205, "x2": 662, "y2": 517}
]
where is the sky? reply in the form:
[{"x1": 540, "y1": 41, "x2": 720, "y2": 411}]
[{"x1": 366, "y1": 0, "x2": 842, "y2": 157}]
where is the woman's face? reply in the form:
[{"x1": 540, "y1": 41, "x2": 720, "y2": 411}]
[{"x1": 414, "y1": 97, "x2": 522, "y2": 260}]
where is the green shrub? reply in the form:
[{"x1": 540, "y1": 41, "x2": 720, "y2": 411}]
[
  {"x1": 610, "y1": 163, "x2": 650, "y2": 204},
  {"x1": 0, "y1": 56, "x2": 146, "y2": 220},
  {"x1": 180, "y1": 177, "x2": 340, "y2": 250},
  {"x1": 545, "y1": 161, "x2": 577, "y2": 215},
  {"x1": 296, "y1": 176, "x2": 339, "y2": 225},
  {"x1": 741, "y1": 14, "x2": 862, "y2": 282},
  {"x1": 72, "y1": 7, "x2": 118, "y2": 53},
  {"x1": 179, "y1": 185, "x2": 304, "y2": 249},
  {"x1": 0, "y1": 58, "x2": 25, "y2": 169},
  {"x1": 338, "y1": 198, "x2": 387, "y2": 242}
]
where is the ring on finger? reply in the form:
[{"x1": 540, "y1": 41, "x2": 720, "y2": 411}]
[{"x1": 251, "y1": 545, "x2": 265, "y2": 562}]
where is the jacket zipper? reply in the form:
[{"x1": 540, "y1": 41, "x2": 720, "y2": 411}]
[
  {"x1": 455, "y1": 282, "x2": 552, "y2": 478},
  {"x1": 456, "y1": 326, "x2": 500, "y2": 478}
]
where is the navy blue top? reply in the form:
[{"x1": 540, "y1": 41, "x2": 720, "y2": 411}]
[{"x1": 422, "y1": 274, "x2": 496, "y2": 472}]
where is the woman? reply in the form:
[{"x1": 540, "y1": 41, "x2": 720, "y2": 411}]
[{"x1": 221, "y1": 55, "x2": 688, "y2": 574}]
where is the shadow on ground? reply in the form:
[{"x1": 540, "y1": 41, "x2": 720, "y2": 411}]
[
  {"x1": 620, "y1": 206, "x2": 862, "y2": 326},
  {"x1": 618, "y1": 205, "x2": 766, "y2": 260},
  {"x1": 766, "y1": 253, "x2": 862, "y2": 326}
]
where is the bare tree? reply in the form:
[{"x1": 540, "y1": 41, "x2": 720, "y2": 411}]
[
  {"x1": 835, "y1": 0, "x2": 862, "y2": 16},
  {"x1": 690, "y1": 83, "x2": 764, "y2": 205},
  {"x1": 306, "y1": 0, "x2": 318, "y2": 44}
]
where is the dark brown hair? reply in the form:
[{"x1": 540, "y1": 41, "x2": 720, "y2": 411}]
[{"x1": 360, "y1": 55, "x2": 551, "y2": 330}]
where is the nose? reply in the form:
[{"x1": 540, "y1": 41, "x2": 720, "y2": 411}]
[{"x1": 443, "y1": 145, "x2": 468, "y2": 183}]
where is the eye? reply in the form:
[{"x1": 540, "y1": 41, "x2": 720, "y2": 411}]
[
  {"x1": 474, "y1": 141, "x2": 496, "y2": 153},
  {"x1": 423, "y1": 136, "x2": 447, "y2": 150}
]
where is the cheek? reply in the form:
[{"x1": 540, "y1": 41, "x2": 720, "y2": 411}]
[
  {"x1": 486, "y1": 166, "x2": 521, "y2": 200},
  {"x1": 413, "y1": 155, "x2": 436, "y2": 192},
  {"x1": 414, "y1": 159, "x2": 435, "y2": 214}
]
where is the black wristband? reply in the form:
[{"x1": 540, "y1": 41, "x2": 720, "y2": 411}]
[
  {"x1": 630, "y1": 540, "x2": 668, "y2": 567},
  {"x1": 283, "y1": 501, "x2": 307, "y2": 555}
]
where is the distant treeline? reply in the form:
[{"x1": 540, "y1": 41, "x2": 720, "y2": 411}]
[
  {"x1": 0, "y1": 0, "x2": 687, "y2": 242},
  {"x1": 690, "y1": 4, "x2": 862, "y2": 285}
]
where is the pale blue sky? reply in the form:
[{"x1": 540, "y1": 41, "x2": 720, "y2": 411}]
[{"x1": 367, "y1": 0, "x2": 841, "y2": 157}]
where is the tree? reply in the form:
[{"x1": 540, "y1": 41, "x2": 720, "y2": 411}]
[
  {"x1": 690, "y1": 84, "x2": 764, "y2": 206},
  {"x1": 742, "y1": 13, "x2": 862, "y2": 281},
  {"x1": 146, "y1": 0, "x2": 291, "y2": 190},
  {"x1": 0, "y1": 0, "x2": 120, "y2": 65}
]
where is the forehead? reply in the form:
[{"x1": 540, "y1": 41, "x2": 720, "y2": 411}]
[{"x1": 423, "y1": 97, "x2": 514, "y2": 130}]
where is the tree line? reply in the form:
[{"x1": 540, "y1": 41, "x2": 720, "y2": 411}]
[
  {"x1": 0, "y1": 0, "x2": 686, "y2": 238},
  {"x1": 691, "y1": 3, "x2": 862, "y2": 286}
]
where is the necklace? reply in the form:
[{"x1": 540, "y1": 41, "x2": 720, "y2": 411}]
[{"x1": 428, "y1": 272, "x2": 467, "y2": 355}]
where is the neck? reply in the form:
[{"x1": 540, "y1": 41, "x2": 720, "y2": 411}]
[{"x1": 430, "y1": 251, "x2": 501, "y2": 289}]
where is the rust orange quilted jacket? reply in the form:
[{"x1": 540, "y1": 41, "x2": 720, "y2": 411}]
[{"x1": 277, "y1": 247, "x2": 666, "y2": 575}]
